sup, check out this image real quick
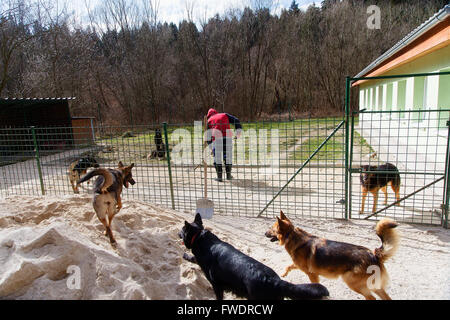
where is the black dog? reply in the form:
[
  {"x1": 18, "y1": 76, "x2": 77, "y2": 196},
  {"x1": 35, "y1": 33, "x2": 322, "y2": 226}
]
[
  {"x1": 360, "y1": 162, "x2": 401, "y2": 214},
  {"x1": 68, "y1": 157, "x2": 99, "y2": 193},
  {"x1": 179, "y1": 213, "x2": 329, "y2": 300},
  {"x1": 147, "y1": 128, "x2": 166, "y2": 160}
]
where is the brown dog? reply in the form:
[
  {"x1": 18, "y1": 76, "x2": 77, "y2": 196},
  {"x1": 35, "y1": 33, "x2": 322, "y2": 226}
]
[
  {"x1": 77, "y1": 161, "x2": 135, "y2": 245},
  {"x1": 68, "y1": 157, "x2": 99, "y2": 193},
  {"x1": 360, "y1": 163, "x2": 401, "y2": 214},
  {"x1": 265, "y1": 211, "x2": 400, "y2": 300}
]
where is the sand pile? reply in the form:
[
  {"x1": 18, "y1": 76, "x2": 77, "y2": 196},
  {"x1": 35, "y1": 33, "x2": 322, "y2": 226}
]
[
  {"x1": 0, "y1": 195, "x2": 214, "y2": 299},
  {"x1": 0, "y1": 195, "x2": 449, "y2": 300}
]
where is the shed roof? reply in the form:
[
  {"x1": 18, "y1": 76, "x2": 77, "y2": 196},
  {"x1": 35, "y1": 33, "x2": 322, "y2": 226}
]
[{"x1": 0, "y1": 97, "x2": 76, "y2": 106}]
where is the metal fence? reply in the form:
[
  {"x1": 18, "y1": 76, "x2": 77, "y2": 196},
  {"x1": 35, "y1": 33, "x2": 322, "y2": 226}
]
[
  {"x1": 0, "y1": 118, "x2": 348, "y2": 221},
  {"x1": 349, "y1": 109, "x2": 449, "y2": 225},
  {"x1": 1, "y1": 74, "x2": 448, "y2": 228}
]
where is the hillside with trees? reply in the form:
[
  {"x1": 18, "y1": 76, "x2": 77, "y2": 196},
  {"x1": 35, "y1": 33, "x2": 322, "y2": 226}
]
[{"x1": 0, "y1": 0, "x2": 447, "y2": 125}]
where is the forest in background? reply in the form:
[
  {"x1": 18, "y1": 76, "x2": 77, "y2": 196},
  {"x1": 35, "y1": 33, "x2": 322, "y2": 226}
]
[{"x1": 0, "y1": 0, "x2": 448, "y2": 125}]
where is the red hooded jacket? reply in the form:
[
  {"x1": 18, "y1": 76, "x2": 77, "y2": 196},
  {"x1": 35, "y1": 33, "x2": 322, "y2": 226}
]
[{"x1": 206, "y1": 108, "x2": 242, "y2": 143}]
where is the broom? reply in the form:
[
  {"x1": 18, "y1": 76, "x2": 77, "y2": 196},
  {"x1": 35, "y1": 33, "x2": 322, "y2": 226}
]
[{"x1": 196, "y1": 115, "x2": 214, "y2": 219}]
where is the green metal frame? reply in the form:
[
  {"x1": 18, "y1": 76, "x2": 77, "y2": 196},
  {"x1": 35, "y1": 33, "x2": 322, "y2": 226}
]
[
  {"x1": 163, "y1": 122, "x2": 175, "y2": 210},
  {"x1": 31, "y1": 126, "x2": 45, "y2": 195},
  {"x1": 346, "y1": 71, "x2": 450, "y2": 227},
  {"x1": 257, "y1": 120, "x2": 345, "y2": 218}
]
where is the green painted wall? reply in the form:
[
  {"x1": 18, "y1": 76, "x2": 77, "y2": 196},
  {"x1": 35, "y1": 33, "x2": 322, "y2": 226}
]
[
  {"x1": 397, "y1": 80, "x2": 406, "y2": 118},
  {"x1": 358, "y1": 45, "x2": 450, "y2": 127},
  {"x1": 386, "y1": 83, "x2": 393, "y2": 111},
  {"x1": 377, "y1": 86, "x2": 383, "y2": 111},
  {"x1": 413, "y1": 76, "x2": 425, "y2": 121}
]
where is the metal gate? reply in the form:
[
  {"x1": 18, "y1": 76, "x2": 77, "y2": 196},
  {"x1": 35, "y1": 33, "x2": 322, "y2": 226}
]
[{"x1": 344, "y1": 72, "x2": 450, "y2": 227}]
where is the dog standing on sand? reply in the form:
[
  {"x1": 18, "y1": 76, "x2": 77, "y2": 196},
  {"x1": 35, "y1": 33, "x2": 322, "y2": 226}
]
[
  {"x1": 360, "y1": 162, "x2": 401, "y2": 214},
  {"x1": 68, "y1": 157, "x2": 99, "y2": 193},
  {"x1": 77, "y1": 161, "x2": 135, "y2": 245},
  {"x1": 265, "y1": 211, "x2": 400, "y2": 300}
]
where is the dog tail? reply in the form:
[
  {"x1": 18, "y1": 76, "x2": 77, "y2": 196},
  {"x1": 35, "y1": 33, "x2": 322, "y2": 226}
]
[
  {"x1": 276, "y1": 280, "x2": 329, "y2": 300},
  {"x1": 392, "y1": 171, "x2": 401, "y2": 189},
  {"x1": 375, "y1": 218, "x2": 400, "y2": 263},
  {"x1": 77, "y1": 168, "x2": 114, "y2": 192}
]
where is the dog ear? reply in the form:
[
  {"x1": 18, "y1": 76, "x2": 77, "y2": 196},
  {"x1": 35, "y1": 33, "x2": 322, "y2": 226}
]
[
  {"x1": 277, "y1": 217, "x2": 289, "y2": 230},
  {"x1": 184, "y1": 221, "x2": 190, "y2": 229},
  {"x1": 129, "y1": 163, "x2": 135, "y2": 169},
  {"x1": 277, "y1": 216, "x2": 282, "y2": 225},
  {"x1": 280, "y1": 210, "x2": 287, "y2": 220},
  {"x1": 118, "y1": 161, "x2": 124, "y2": 168},
  {"x1": 194, "y1": 213, "x2": 203, "y2": 226}
]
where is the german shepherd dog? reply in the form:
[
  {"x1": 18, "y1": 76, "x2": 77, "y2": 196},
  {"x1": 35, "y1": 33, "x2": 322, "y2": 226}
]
[
  {"x1": 77, "y1": 161, "x2": 135, "y2": 245},
  {"x1": 147, "y1": 128, "x2": 166, "y2": 160},
  {"x1": 265, "y1": 211, "x2": 400, "y2": 300},
  {"x1": 179, "y1": 213, "x2": 329, "y2": 300},
  {"x1": 360, "y1": 162, "x2": 401, "y2": 214},
  {"x1": 68, "y1": 157, "x2": 99, "y2": 193}
]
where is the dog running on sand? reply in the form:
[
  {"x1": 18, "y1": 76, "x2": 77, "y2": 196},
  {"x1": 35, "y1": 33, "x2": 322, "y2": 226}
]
[
  {"x1": 77, "y1": 161, "x2": 135, "y2": 245},
  {"x1": 265, "y1": 211, "x2": 400, "y2": 300}
]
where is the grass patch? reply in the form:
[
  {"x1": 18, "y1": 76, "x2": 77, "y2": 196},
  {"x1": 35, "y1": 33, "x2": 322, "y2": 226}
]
[{"x1": 290, "y1": 134, "x2": 345, "y2": 162}]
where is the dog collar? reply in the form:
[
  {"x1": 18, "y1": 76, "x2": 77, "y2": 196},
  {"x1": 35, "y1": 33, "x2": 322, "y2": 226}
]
[
  {"x1": 285, "y1": 230, "x2": 291, "y2": 241},
  {"x1": 190, "y1": 231, "x2": 201, "y2": 247}
]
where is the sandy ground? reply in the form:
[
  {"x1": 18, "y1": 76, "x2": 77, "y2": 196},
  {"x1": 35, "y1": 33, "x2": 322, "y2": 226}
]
[{"x1": 0, "y1": 195, "x2": 448, "y2": 300}]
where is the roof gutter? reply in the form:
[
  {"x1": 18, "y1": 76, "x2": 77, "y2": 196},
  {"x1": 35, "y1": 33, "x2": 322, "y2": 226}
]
[{"x1": 354, "y1": 5, "x2": 450, "y2": 79}]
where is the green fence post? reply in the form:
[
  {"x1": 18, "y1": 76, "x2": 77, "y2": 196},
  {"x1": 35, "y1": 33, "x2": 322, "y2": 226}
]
[
  {"x1": 344, "y1": 76, "x2": 351, "y2": 220},
  {"x1": 163, "y1": 122, "x2": 176, "y2": 210},
  {"x1": 31, "y1": 126, "x2": 45, "y2": 195},
  {"x1": 348, "y1": 111, "x2": 356, "y2": 219},
  {"x1": 443, "y1": 120, "x2": 450, "y2": 228}
]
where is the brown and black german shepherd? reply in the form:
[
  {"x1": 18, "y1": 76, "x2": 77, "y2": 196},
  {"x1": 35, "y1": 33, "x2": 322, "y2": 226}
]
[
  {"x1": 68, "y1": 157, "x2": 99, "y2": 193},
  {"x1": 265, "y1": 211, "x2": 400, "y2": 300},
  {"x1": 360, "y1": 162, "x2": 401, "y2": 214},
  {"x1": 77, "y1": 161, "x2": 135, "y2": 245}
]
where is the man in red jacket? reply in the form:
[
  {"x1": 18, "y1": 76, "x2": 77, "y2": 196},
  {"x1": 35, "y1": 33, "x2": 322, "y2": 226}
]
[{"x1": 206, "y1": 108, "x2": 242, "y2": 182}]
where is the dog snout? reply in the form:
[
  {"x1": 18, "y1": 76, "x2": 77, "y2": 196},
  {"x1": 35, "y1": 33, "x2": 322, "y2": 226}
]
[
  {"x1": 265, "y1": 230, "x2": 278, "y2": 242},
  {"x1": 129, "y1": 178, "x2": 136, "y2": 185}
]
